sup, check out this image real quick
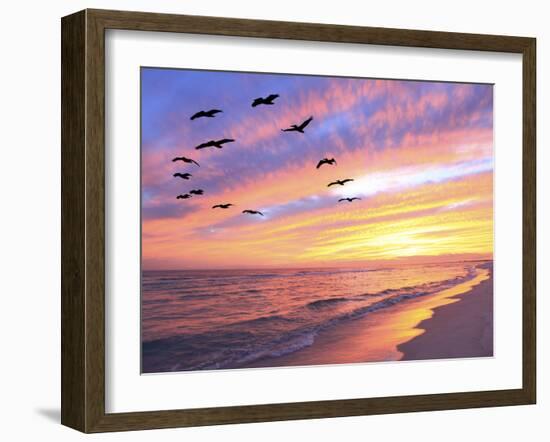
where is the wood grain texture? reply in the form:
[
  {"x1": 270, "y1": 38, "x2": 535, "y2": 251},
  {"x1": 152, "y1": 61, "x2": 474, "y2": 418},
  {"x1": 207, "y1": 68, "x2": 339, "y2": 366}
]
[
  {"x1": 84, "y1": 9, "x2": 107, "y2": 432},
  {"x1": 90, "y1": 8, "x2": 532, "y2": 52},
  {"x1": 61, "y1": 10, "x2": 86, "y2": 432},
  {"x1": 61, "y1": 8, "x2": 537, "y2": 433},
  {"x1": 522, "y1": 38, "x2": 536, "y2": 403}
]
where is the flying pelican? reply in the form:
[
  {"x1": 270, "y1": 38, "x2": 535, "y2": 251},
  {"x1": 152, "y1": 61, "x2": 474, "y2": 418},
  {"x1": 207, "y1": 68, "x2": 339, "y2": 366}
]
[
  {"x1": 252, "y1": 94, "x2": 279, "y2": 107},
  {"x1": 173, "y1": 172, "x2": 192, "y2": 180},
  {"x1": 242, "y1": 210, "x2": 264, "y2": 216},
  {"x1": 212, "y1": 203, "x2": 233, "y2": 209},
  {"x1": 282, "y1": 116, "x2": 313, "y2": 134},
  {"x1": 172, "y1": 156, "x2": 200, "y2": 166},
  {"x1": 328, "y1": 178, "x2": 354, "y2": 187},
  {"x1": 316, "y1": 158, "x2": 337, "y2": 169},
  {"x1": 190, "y1": 109, "x2": 222, "y2": 120},
  {"x1": 195, "y1": 138, "x2": 235, "y2": 150},
  {"x1": 189, "y1": 189, "x2": 204, "y2": 195},
  {"x1": 338, "y1": 197, "x2": 361, "y2": 202},
  {"x1": 176, "y1": 194, "x2": 192, "y2": 199}
]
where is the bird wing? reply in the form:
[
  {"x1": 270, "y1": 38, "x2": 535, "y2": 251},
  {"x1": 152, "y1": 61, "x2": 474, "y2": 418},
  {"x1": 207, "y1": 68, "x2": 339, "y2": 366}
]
[
  {"x1": 219, "y1": 138, "x2": 235, "y2": 144},
  {"x1": 252, "y1": 98, "x2": 262, "y2": 107},
  {"x1": 210, "y1": 109, "x2": 222, "y2": 114},
  {"x1": 190, "y1": 111, "x2": 204, "y2": 120},
  {"x1": 327, "y1": 181, "x2": 337, "y2": 187},
  {"x1": 299, "y1": 116, "x2": 313, "y2": 130},
  {"x1": 316, "y1": 160, "x2": 324, "y2": 169},
  {"x1": 266, "y1": 94, "x2": 279, "y2": 101},
  {"x1": 191, "y1": 159, "x2": 200, "y2": 166},
  {"x1": 172, "y1": 157, "x2": 181, "y2": 162},
  {"x1": 195, "y1": 141, "x2": 211, "y2": 149},
  {"x1": 338, "y1": 198, "x2": 346, "y2": 202}
]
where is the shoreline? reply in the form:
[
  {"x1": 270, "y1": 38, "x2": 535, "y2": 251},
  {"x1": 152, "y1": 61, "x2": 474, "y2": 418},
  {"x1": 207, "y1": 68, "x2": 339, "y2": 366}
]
[
  {"x1": 242, "y1": 263, "x2": 493, "y2": 369},
  {"x1": 397, "y1": 265, "x2": 493, "y2": 360}
]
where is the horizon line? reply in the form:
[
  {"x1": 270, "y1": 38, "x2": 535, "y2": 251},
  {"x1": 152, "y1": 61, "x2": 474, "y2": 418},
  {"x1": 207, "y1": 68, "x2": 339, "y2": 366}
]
[{"x1": 142, "y1": 257, "x2": 494, "y2": 272}]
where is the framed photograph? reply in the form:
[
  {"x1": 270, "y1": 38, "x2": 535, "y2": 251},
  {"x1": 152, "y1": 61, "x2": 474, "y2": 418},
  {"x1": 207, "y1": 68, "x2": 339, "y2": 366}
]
[{"x1": 61, "y1": 9, "x2": 536, "y2": 433}]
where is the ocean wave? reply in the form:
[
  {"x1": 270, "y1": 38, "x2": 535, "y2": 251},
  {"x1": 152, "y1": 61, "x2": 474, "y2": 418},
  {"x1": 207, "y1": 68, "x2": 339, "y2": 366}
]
[
  {"x1": 142, "y1": 264, "x2": 483, "y2": 372},
  {"x1": 177, "y1": 292, "x2": 220, "y2": 301},
  {"x1": 149, "y1": 289, "x2": 429, "y2": 372},
  {"x1": 306, "y1": 297, "x2": 351, "y2": 309}
]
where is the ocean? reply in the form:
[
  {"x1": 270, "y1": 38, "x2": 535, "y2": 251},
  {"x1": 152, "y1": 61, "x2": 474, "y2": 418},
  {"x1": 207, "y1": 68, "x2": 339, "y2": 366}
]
[{"x1": 142, "y1": 261, "x2": 486, "y2": 373}]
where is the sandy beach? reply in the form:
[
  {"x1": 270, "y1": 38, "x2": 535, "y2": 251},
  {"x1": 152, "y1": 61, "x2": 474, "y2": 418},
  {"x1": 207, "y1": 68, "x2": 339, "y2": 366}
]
[
  {"x1": 244, "y1": 263, "x2": 493, "y2": 369},
  {"x1": 398, "y1": 264, "x2": 493, "y2": 360}
]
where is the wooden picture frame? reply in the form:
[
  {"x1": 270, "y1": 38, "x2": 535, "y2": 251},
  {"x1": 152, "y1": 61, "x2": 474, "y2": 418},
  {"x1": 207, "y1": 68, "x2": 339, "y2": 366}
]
[{"x1": 61, "y1": 8, "x2": 536, "y2": 433}]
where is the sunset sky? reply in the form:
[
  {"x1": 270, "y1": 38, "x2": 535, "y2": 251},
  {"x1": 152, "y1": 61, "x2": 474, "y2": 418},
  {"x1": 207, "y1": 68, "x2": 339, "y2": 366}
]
[{"x1": 141, "y1": 68, "x2": 493, "y2": 270}]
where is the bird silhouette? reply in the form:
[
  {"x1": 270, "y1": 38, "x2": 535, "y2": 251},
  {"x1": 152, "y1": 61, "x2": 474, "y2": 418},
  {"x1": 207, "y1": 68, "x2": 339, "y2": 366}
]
[
  {"x1": 338, "y1": 197, "x2": 361, "y2": 202},
  {"x1": 172, "y1": 156, "x2": 200, "y2": 166},
  {"x1": 282, "y1": 116, "x2": 313, "y2": 133},
  {"x1": 176, "y1": 194, "x2": 192, "y2": 199},
  {"x1": 252, "y1": 94, "x2": 279, "y2": 107},
  {"x1": 242, "y1": 210, "x2": 264, "y2": 216},
  {"x1": 328, "y1": 178, "x2": 354, "y2": 187},
  {"x1": 195, "y1": 138, "x2": 235, "y2": 150},
  {"x1": 212, "y1": 203, "x2": 233, "y2": 209},
  {"x1": 190, "y1": 109, "x2": 222, "y2": 120},
  {"x1": 189, "y1": 189, "x2": 204, "y2": 195},
  {"x1": 173, "y1": 173, "x2": 192, "y2": 180},
  {"x1": 316, "y1": 158, "x2": 337, "y2": 169}
]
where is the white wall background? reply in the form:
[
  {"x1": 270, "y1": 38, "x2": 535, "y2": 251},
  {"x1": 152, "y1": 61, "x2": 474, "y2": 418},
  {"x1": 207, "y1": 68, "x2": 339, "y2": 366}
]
[{"x1": 0, "y1": 1, "x2": 546, "y2": 440}]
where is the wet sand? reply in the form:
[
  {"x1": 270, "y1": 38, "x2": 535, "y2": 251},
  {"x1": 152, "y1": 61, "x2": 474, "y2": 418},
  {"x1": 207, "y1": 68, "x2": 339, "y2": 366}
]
[
  {"x1": 245, "y1": 263, "x2": 493, "y2": 369},
  {"x1": 397, "y1": 267, "x2": 493, "y2": 360}
]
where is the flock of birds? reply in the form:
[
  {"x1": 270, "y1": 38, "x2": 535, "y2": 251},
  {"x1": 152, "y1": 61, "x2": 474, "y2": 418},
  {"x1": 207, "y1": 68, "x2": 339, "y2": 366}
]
[{"x1": 171, "y1": 93, "x2": 361, "y2": 217}]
